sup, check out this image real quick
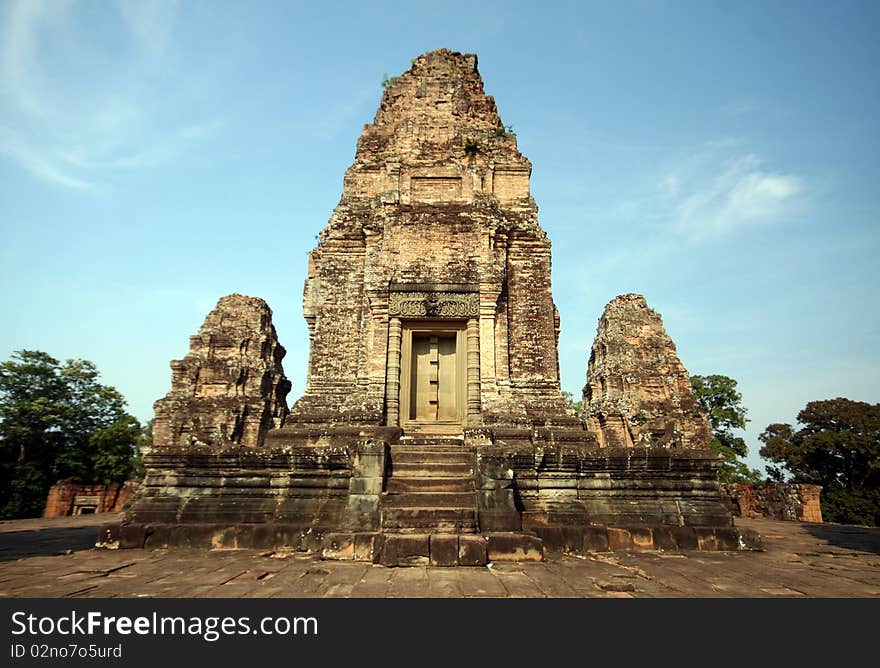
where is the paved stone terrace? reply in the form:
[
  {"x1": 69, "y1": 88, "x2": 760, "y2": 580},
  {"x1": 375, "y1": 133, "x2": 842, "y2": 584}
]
[{"x1": 0, "y1": 515, "x2": 877, "y2": 598}]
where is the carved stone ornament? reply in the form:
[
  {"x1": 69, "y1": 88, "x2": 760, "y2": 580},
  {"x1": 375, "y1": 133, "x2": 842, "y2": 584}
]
[{"x1": 388, "y1": 290, "x2": 479, "y2": 318}]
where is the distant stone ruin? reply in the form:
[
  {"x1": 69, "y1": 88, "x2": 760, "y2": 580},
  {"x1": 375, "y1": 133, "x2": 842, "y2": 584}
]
[
  {"x1": 44, "y1": 480, "x2": 140, "y2": 517},
  {"x1": 720, "y1": 483, "x2": 823, "y2": 523},
  {"x1": 111, "y1": 49, "x2": 757, "y2": 563}
]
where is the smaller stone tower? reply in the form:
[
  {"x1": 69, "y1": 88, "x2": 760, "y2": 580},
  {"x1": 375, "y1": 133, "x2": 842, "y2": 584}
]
[
  {"x1": 151, "y1": 294, "x2": 291, "y2": 450},
  {"x1": 585, "y1": 293, "x2": 712, "y2": 449}
]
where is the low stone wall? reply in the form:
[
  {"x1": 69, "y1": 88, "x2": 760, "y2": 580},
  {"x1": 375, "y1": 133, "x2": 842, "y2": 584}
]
[
  {"x1": 719, "y1": 483, "x2": 822, "y2": 523},
  {"x1": 108, "y1": 444, "x2": 354, "y2": 550},
  {"x1": 44, "y1": 480, "x2": 141, "y2": 517}
]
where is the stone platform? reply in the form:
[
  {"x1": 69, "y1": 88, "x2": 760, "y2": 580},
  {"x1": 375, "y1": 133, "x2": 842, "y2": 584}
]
[
  {"x1": 1, "y1": 515, "x2": 877, "y2": 597},
  {"x1": 111, "y1": 437, "x2": 757, "y2": 564}
]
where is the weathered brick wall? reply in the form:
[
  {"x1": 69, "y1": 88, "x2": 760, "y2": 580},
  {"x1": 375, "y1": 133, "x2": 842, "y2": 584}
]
[
  {"x1": 44, "y1": 480, "x2": 141, "y2": 517},
  {"x1": 719, "y1": 483, "x2": 823, "y2": 523}
]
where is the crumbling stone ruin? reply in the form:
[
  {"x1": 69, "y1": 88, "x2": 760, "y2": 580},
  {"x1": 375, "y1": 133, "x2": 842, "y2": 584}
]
[
  {"x1": 44, "y1": 480, "x2": 140, "y2": 517},
  {"x1": 112, "y1": 49, "x2": 756, "y2": 563},
  {"x1": 151, "y1": 294, "x2": 291, "y2": 450},
  {"x1": 585, "y1": 293, "x2": 713, "y2": 449},
  {"x1": 720, "y1": 483, "x2": 823, "y2": 523}
]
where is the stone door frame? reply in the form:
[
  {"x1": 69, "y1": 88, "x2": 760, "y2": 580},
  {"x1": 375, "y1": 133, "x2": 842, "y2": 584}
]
[
  {"x1": 398, "y1": 320, "x2": 467, "y2": 431},
  {"x1": 384, "y1": 286, "x2": 481, "y2": 430}
]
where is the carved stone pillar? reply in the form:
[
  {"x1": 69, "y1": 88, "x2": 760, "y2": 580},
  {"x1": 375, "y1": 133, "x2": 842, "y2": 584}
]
[
  {"x1": 466, "y1": 317, "x2": 481, "y2": 425},
  {"x1": 385, "y1": 317, "x2": 402, "y2": 426}
]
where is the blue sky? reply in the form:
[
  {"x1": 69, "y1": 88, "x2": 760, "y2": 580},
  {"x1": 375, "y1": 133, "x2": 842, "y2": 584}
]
[{"x1": 2, "y1": 1, "x2": 878, "y2": 473}]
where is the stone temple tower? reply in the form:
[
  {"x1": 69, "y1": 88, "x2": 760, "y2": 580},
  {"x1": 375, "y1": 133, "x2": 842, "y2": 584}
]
[
  {"x1": 115, "y1": 50, "x2": 755, "y2": 564},
  {"x1": 279, "y1": 48, "x2": 574, "y2": 434}
]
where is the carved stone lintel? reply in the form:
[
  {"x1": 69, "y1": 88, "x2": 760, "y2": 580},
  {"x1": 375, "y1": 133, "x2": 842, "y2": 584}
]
[{"x1": 388, "y1": 291, "x2": 479, "y2": 318}]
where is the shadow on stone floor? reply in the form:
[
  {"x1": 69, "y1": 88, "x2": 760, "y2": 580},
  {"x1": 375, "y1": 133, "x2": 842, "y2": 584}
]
[
  {"x1": 0, "y1": 526, "x2": 99, "y2": 561},
  {"x1": 803, "y1": 522, "x2": 880, "y2": 555}
]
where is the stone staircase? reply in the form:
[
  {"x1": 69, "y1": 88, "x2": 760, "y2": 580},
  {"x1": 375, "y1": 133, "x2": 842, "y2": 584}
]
[
  {"x1": 322, "y1": 434, "x2": 544, "y2": 566},
  {"x1": 381, "y1": 440, "x2": 478, "y2": 534}
]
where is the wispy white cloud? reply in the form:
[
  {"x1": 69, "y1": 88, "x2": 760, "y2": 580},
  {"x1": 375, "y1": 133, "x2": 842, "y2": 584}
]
[
  {"x1": 0, "y1": 124, "x2": 92, "y2": 189},
  {"x1": 558, "y1": 139, "x2": 807, "y2": 287},
  {"x1": 665, "y1": 148, "x2": 805, "y2": 241},
  {"x1": 603, "y1": 140, "x2": 805, "y2": 243},
  {"x1": 0, "y1": 0, "x2": 219, "y2": 190}
]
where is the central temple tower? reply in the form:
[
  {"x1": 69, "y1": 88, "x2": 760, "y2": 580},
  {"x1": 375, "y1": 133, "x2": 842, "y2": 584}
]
[{"x1": 283, "y1": 48, "x2": 573, "y2": 434}]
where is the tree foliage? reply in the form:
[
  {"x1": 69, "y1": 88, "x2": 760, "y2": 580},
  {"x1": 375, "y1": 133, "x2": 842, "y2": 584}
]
[
  {"x1": 562, "y1": 391, "x2": 587, "y2": 420},
  {"x1": 759, "y1": 398, "x2": 880, "y2": 525},
  {"x1": 691, "y1": 374, "x2": 763, "y2": 484},
  {"x1": 0, "y1": 350, "x2": 145, "y2": 518}
]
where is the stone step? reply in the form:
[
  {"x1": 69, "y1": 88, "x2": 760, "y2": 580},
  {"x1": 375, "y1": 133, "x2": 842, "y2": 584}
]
[
  {"x1": 321, "y1": 532, "x2": 544, "y2": 566},
  {"x1": 382, "y1": 492, "x2": 476, "y2": 508},
  {"x1": 390, "y1": 449, "x2": 474, "y2": 465},
  {"x1": 379, "y1": 533, "x2": 488, "y2": 567},
  {"x1": 381, "y1": 507, "x2": 477, "y2": 533},
  {"x1": 390, "y1": 462, "x2": 474, "y2": 477},
  {"x1": 485, "y1": 532, "x2": 544, "y2": 562},
  {"x1": 397, "y1": 436, "x2": 464, "y2": 447},
  {"x1": 386, "y1": 477, "x2": 475, "y2": 494}
]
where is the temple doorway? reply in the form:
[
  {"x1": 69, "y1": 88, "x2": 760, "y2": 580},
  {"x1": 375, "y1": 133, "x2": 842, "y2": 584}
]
[{"x1": 399, "y1": 322, "x2": 466, "y2": 431}]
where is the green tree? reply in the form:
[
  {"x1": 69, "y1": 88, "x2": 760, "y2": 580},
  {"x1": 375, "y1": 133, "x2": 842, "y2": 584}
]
[
  {"x1": 91, "y1": 415, "x2": 145, "y2": 484},
  {"x1": 759, "y1": 398, "x2": 880, "y2": 525},
  {"x1": 0, "y1": 350, "x2": 143, "y2": 518},
  {"x1": 691, "y1": 374, "x2": 763, "y2": 484},
  {"x1": 562, "y1": 391, "x2": 587, "y2": 420}
]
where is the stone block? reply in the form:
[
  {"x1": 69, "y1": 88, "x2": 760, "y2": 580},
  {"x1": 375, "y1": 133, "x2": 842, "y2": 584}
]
[
  {"x1": 430, "y1": 534, "x2": 459, "y2": 566},
  {"x1": 521, "y1": 511, "x2": 550, "y2": 529},
  {"x1": 582, "y1": 527, "x2": 610, "y2": 552},
  {"x1": 322, "y1": 533, "x2": 356, "y2": 560},
  {"x1": 630, "y1": 527, "x2": 654, "y2": 550},
  {"x1": 168, "y1": 524, "x2": 215, "y2": 548},
  {"x1": 532, "y1": 527, "x2": 564, "y2": 551},
  {"x1": 382, "y1": 534, "x2": 430, "y2": 567},
  {"x1": 458, "y1": 535, "x2": 488, "y2": 566},
  {"x1": 349, "y1": 477, "x2": 384, "y2": 495},
  {"x1": 206, "y1": 526, "x2": 235, "y2": 549},
  {"x1": 478, "y1": 508, "x2": 522, "y2": 532},
  {"x1": 485, "y1": 533, "x2": 543, "y2": 562},
  {"x1": 607, "y1": 527, "x2": 634, "y2": 551},
  {"x1": 345, "y1": 494, "x2": 380, "y2": 515},
  {"x1": 354, "y1": 533, "x2": 378, "y2": 561},
  {"x1": 695, "y1": 527, "x2": 719, "y2": 551},
  {"x1": 670, "y1": 526, "x2": 698, "y2": 550},
  {"x1": 354, "y1": 453, "x2": 385, "y2": 479},
  {"x1": 651, "y1": 528, "x2": 677, "y2": 551}
]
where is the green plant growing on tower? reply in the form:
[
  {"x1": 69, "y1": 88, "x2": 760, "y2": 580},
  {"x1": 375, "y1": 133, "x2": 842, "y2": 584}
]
[{"x1": 462, "y1": 137, "x2": 480, "y2": 158}]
